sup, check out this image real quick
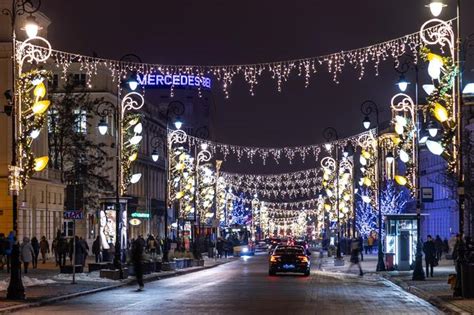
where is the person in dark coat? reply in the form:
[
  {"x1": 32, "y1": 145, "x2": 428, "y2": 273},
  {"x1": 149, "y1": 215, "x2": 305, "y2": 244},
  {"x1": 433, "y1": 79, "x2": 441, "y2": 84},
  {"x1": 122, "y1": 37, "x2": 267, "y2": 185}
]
[
  {"x1": 423, "y1": 235, "x2": 436, "y2": 277},
  {"x1": 92, "y1": 236, "x2": 101, "y2": 263},
  {"x1": 131, "y1": 236, "x2": 145, "y2": 291},
  {"x1": 57, "y1": 234, "x2": 68, "y2": 267},
  {"x1": 434, "y1": 235, "x2": 443, "y2": 261},
  {"x1": 31, "y1": 236, "x2": 40, "y2": 268},
  {"x1": 347, "y1": 238, "x2": 363, "y2": 276}
]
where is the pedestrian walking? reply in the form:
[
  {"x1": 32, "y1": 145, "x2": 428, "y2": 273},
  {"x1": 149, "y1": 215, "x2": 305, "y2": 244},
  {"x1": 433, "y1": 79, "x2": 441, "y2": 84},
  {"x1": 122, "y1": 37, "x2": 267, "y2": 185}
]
[
  {"x1": 20, "y1": 237, "x2": 35, "y2": 274},
  {"x1": 0, "y1": 233, "x2": 7, "y2": 270},
  {"x1": 357, "y1": 235, "x2": 364, "y2": 261},
  {"x1": 423, "y1": 235, "x2": 436, "y2": 277},
  {"x1": 132, "y1": 236, "x2": 145, "y2": 291},
  {"x1": 147, "y1": 235, "x2": 156, "y2": 258},
  {"x1": 6, "y1": 231, "x2": 14, "y2": 272},
  {"x1": 216, "y1": 238, "x2": 224, "y2": 258},
  {"x1": 79, "y1": 237, "x2": 89, "y2": 267},
  {"x1": 434, "y1": 235, "x2": 443, "y2": 261},
  {"x1": 31, "y1": 236, "x2": 40, "y2": 268},
  {"x1": 57, "y1": 233, "x2": 68, "y2": 267},
  {"x1": 367, "y1": 234, "x2": 374, "y2": 254},
  {"x1": 452, "y1": 234, "x2": 465, "y2": 297},
  {"x1": 347, "y1": 237, "x2": 364, "y2": 276},
  {"x1": 92, "y1": 236, "x2": 101, "y2": 263},
  {"x1": 39, "y1": 236, "x2": 49, "y2": 264}
]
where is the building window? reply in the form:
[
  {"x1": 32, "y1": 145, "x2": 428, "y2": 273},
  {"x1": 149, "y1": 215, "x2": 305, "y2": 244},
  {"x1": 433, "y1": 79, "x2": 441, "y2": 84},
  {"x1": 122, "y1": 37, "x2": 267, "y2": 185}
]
[
  {"x1": 48, "y1": 192, "x2": 51, "y2": 204},
  {"x1": 74, "y1": 109, "x2": 87, "y2": 133},
  {"x1": 53, "y1": 193, "x2": 56, "y2": 204},
  {"x1": 59, "y1": 193, "x2": 62, "y2": 205},
  {"x1": 40, "y1": 191, "x2": 44, "y2": 203},
  {"x1": 50, "y1": 74, "x2": 59, "y2": 90},
  {"x1": 73, "y1": 73, "x2": 87, "y2": 87},
  {"x1": 64, "y1": 221, "x2": 74, "y2": 237}
]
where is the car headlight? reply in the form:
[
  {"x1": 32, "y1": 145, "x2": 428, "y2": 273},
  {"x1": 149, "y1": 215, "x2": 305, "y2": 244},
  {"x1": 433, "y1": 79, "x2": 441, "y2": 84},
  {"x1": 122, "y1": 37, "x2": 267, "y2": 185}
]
[{"x1": 242, "y1": 247, "x2": 249, "y2": 253}]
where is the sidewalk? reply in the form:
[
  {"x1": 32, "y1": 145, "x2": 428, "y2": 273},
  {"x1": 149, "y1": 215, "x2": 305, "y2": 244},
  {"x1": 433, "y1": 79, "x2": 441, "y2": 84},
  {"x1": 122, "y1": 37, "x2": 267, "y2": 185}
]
[
  {"x1": 317, "y1": 252, "x2": 474, "y2": 314},
  {"x1": 0, "y1": 256, "x2": 235, "y2": 314}
]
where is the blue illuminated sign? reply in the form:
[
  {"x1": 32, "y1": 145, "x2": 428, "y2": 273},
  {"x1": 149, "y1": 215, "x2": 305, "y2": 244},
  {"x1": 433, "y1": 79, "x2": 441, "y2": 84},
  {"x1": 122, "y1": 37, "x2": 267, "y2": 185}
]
[{"x1": 137, "y1": 74, "x2": 211, "y2": 89}]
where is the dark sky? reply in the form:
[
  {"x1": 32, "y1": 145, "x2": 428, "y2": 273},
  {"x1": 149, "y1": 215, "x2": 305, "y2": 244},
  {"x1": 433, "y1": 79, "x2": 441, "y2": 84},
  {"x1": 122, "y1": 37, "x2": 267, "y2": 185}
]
[{"x1": 40, "y1": 0, "x2": 474, "y2": 172}]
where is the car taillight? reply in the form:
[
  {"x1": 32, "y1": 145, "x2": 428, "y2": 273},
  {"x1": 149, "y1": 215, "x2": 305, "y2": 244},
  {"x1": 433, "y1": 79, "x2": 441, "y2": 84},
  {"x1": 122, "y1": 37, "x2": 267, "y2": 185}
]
[
  {"x1": 270, "y1": 255, "x2": 280, "y2": 262},
  {"x1": 298, "y1": 256, "x2": 309, "y2": 263}
]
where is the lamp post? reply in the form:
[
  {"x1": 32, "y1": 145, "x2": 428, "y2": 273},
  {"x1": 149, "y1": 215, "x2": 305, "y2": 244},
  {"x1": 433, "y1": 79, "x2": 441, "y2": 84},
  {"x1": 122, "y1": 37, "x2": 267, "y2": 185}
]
[
  {"x1": 424, "y1": 0, "x2": 464, "y2": 246},
  {"x1": 97, "y1": 86, "x2": 144, "y2": 277},
  {"x1": 360, "y1": 100, "x2": 386, "y2": 272},
  {"x1": 160, "y1": 101, "x2": 185, "y2": 261},
  {"x1": 2, "y1": 0, "x2": 50, "y2": 300},
  {"x1": 322, "y1": 127, "x2": 343, "y2": 262}
]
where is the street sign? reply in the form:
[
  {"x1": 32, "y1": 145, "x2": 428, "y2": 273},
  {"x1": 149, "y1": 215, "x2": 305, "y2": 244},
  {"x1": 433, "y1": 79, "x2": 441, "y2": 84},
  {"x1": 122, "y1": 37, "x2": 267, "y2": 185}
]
[
  {"x1": 131, "y1": 212, "x2": 150, "y2": 219},
  {"x1": 421, "y1": 187, "x2": 434, "y2": 202},
  {"x1": 64, "y1": 210, "x2": 84, "y2": 220}
]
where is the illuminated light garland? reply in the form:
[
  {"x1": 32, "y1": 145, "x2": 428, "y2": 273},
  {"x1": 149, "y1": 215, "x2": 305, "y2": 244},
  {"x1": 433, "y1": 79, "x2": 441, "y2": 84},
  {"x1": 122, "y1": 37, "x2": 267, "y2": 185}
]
[
  {"x1": 356, "y1": 130, "x2": 378, "y2": 209},
  {"x1": 390, "y1": 93, "x2": 417, "y2": 195},
  {"x1": 15, "y1": 20, "x2": 453, "y2": 97},
  {"x1": 185, "y1": 129, "x2": 374, "y2": 164}
]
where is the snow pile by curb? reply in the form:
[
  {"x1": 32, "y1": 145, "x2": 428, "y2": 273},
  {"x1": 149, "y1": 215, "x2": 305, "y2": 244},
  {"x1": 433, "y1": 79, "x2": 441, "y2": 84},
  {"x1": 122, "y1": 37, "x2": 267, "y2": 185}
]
[
  {"x1": 53, "y1": 271, "x2": 118, "y2": 283},
  {"x1": 0, "y1": 276, "x2": 56, "y2": 291}
]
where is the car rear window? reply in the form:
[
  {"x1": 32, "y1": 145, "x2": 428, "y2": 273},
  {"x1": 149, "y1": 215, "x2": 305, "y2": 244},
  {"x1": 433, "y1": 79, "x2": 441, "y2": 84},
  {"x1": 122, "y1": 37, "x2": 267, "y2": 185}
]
[{"x1": 274, "y1": 247, "x2": 304, "y2": 255}]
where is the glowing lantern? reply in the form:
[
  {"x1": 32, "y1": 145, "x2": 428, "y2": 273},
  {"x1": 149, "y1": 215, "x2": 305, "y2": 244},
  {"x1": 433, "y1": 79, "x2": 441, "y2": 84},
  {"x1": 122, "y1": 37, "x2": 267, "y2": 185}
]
[
  {"x1": 427, "y1": 53, "x2": 444, "y2": 80},
  {"x1": 426, "y1": 140, "x2": 444, "y2": 155},
  {"x1": 32, "y1": 100, "x2": 50, "y2": 115},
  {"x1": 399, "y1": 149, "x2": 409, "y2": 163},
  {"x1": 128, "y1": 152, "x2": 138, "y2": 161}
]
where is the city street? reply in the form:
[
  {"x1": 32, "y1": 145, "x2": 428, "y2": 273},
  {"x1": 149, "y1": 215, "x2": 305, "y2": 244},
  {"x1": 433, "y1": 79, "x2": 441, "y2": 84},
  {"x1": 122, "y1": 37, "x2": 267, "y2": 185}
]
[{"x1": 14, "y1": 254, "x2": 441, "y2": 315}]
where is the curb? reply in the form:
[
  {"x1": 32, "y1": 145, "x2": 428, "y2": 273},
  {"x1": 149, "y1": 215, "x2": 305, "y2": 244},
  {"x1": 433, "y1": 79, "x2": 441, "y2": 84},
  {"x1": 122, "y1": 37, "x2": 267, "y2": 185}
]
[
  {"x1": 381, "y1": 274, "x2": 470, "y2": 315},
  {"x1": 0, "y1": 259, "x2": 235, "y2": 314}
]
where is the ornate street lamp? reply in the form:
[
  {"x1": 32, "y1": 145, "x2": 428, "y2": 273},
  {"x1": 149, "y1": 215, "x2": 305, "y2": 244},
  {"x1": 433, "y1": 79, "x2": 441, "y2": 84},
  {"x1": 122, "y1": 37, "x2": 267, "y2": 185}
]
[
  {"x1": 96, "y1": 84, "x2": 144, "y2": 278},
  {"x1": 321, "y1": 127, "x2": 344, "y2": 264},
  {"x1": 359, "y1": 100, "x2": 386, "y2": 272},
  {"x1": 2, "y1": 0, "x2": 52, "y2": 300}
]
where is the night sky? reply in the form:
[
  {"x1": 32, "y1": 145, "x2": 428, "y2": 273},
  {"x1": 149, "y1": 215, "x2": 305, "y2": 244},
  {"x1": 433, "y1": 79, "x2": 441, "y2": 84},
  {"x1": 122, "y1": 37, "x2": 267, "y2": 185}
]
[{"x1": 40, "y1": 0, "x2": 474, "y2": 172}]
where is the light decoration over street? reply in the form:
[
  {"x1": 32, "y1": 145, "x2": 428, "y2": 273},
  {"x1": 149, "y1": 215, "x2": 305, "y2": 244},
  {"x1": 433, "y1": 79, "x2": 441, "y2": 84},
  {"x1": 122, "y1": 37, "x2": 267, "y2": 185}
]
[
  {"x1": 419, "y1": 18, "x2": 458, "y2": 172},
  {"x1": 18, "y1": 20, "x2": 452, "y2": 97}
]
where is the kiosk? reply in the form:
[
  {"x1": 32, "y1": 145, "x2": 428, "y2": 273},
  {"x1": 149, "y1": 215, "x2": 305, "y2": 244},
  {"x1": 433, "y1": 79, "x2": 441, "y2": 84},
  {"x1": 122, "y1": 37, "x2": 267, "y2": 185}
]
[{"x1": 385, "y1": 214, "x2": 426, "y2": 271}]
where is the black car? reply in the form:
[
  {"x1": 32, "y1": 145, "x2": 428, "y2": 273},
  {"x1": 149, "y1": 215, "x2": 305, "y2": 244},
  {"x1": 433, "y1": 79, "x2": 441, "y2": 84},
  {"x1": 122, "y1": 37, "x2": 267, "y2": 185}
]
[{"x1": 269, "y1": 245, "x2": 310, "y2": 276}]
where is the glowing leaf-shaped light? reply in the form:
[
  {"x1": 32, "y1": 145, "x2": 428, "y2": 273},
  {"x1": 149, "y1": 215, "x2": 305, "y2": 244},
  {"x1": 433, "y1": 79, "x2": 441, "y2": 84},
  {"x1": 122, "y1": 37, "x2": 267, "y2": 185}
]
[
  {"x1": 133, "y1": 122, "x2": 143, "y2": 134},
  {"x1": 129, "y1": 135, "x2": 142, "y2": 145},
  {"x1": 395, "y1": 175, "x2": 408, "y2": 186},
  {"x1": 359, "y1": 156, "x2": 367, "y2": 166},
  {"x1": 362, "y1": 195, "x2": 371, "y2": 203},
  {"x1": 34, "y1": 156, "x2": 49, "y2": 171},
  {"x1": 426, "y1": 140, "x2": 444, "y2": 155},
  {"x1": 176, "y1": 191, "x2": 185, "y2": 199},
  {"x1": 399, "y1": 149, "x2": 409, "y2": 163},
  {"x1": 433, "y1": 103, "x2": 448, "y2": 123},
  {"x1": 128, "y1": 152, "x2": 138, "y2": 162},
  {"x1": 395, "y1": 115, "x2": 407, "y2": 127},
  {"x1": 32, "y1": 100, "x2": 50, "y2": 115},
  {"x1": 361, "y1": 150, "x2": 371, "y2": 159},
  {"x1": 427, "y1": 53, "x2": 444, "y2": 80},
  {"x1": 33, "y1": 82, "x2": 46, "y2": 98},
  {"x1": 363, "y1": 177, "x2": 372, "y2": 186},
  {"x1": 395, "y1": 123, "x2": 404, "y2": 135},
  {"x1": 130, "y1": 173, "x2": 142, "y2": 184}
]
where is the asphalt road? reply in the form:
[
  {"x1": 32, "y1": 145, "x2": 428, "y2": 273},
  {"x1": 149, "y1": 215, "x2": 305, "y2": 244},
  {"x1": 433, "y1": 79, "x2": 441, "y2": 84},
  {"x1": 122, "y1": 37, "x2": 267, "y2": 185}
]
[{"x1": 15, "y1": 254, "x2": 442, "y2": 315}]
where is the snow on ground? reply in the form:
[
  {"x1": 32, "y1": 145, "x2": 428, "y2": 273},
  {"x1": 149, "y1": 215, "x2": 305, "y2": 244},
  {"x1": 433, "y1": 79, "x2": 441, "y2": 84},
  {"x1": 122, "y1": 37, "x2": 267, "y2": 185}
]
[
  {"x1": 0, "y1": 276, "x2": 56, "y2": 291},
  {"x1": 53, "y1": 271, "x2": 118, "y2": 283}
]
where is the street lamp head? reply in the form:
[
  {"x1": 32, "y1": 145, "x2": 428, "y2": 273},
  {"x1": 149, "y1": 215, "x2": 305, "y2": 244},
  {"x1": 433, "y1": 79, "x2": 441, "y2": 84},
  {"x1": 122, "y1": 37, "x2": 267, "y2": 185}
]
[
  {"x1": 174, "y1": 118, "x2": 183, "y2": 130},
  {"x1": 426, "y1": 0, "x2": 446, "y2": 17},
  {"x1": 98, "y1": 118, "x2": 108, "y2": 135},
  {"x1": 127, "y1": 75, "x2": 139, "y2": 91},
  {"x1": 386, "y1": 152, "x2": 395, "y2": 164},
  {"x1": 397, "y1": 74, "x2": 410, "y2": 92},
  {"x1": 362, "y1": 116, "x2": 371, "y2": 130},
  {"x1": 23, "y1": 15, "x2": 42, "y2": 39},
  {"x1": 427, "y1": 120, "x2": 440, "y2": 138},
  {"x1": 463, "y1": 83, "x2": 474, "y2": 95},
  {"x1": 151, "y1": 149, "x2": 159, "y2": 162}
]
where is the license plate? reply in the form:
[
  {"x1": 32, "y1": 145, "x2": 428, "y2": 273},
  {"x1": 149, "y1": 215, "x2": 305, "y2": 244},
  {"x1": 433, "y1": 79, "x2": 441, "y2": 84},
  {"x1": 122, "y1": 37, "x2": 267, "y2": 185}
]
[{"x1": 283, "y1": 264, "x2": 295, "y2": 269}]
